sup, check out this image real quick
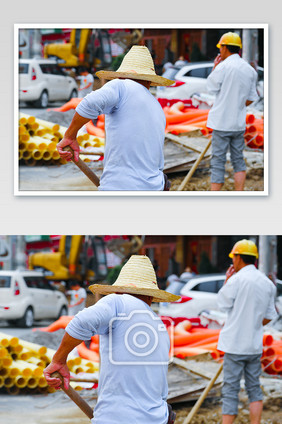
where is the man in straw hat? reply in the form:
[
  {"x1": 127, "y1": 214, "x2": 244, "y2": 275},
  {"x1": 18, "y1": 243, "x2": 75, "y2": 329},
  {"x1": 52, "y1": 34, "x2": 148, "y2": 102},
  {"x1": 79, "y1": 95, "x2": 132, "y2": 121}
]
[
  {"x1": 44, "y1": 255, "x2": 180, "y2": 423},
  {"x1": 206, "y1": 32, "x2": 259, "y2": 191},
  {"x1": 217, "y1": 239, "x2": 277, "y2": 424},
  {"x1": 57, "y1": 45, "x2": 174, "y2": 191}
]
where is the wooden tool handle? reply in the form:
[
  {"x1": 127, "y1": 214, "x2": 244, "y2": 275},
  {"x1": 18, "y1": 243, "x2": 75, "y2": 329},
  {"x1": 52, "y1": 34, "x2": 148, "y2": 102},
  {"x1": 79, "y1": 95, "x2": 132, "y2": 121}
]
[
  {"x1": 51, "y1": 372, "x2": 94, "y2": 419},
  {"x1": 182, "y1": 362, "x2": 223, "y2": 424},
  {"x1": 64, "y1": 146, "x2": 100, "y2": 188},
  {"x1": 177, "y1": 139, "x2": 212, "y2": 191}
]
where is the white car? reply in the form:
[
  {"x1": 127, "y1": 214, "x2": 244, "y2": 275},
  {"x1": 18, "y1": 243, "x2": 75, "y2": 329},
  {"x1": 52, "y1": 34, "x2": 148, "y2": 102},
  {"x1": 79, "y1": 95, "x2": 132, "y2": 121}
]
[
  {"x1": 159, "y1": 274, "x2": 226, "y2": 318},
  {"x1": 0, "y1": 270, "x2": 68, "y2": 327},
  {"x1": 157, "y1": 62, "x2": 264, "y2": 100},
  {"x1": 19, "y1": 58, "x2": 78, "y2": 108}
]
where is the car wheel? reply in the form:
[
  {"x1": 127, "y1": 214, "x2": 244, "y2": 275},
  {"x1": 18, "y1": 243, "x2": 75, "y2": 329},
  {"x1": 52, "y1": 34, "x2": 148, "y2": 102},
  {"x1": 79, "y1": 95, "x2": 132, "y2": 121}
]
[
  {"x1": 34, "y1": 90, "x2": 49, "y2": 108},
  {"x1": 17, "y1": 307, "x2": 34, "y2": 328},
  {"x1": 68, "y1": 89, "x2": 78, "y2": 100},
  {"x1": 57, "y1": 305, "x2": 68, "y2": 319}
]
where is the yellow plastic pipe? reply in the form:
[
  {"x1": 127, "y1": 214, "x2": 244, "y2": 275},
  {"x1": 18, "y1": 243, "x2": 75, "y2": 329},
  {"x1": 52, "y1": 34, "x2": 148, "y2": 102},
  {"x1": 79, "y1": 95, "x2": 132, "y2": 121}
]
[
  {"x1": 19, "y1": 113, "x2": 36, "y2": 125},
  {"x1": 15, "y1": 375, "x2": 28, "y2": 388},
  {"x1": 4, "y1": 377, "x2": 15, "y2": 388},
  {"x1": 42, "y1": 150, "x2": 52, "y2": 161},
  {"x1": 18, "y1": 339, "x2": 47, "y2": 355},
  {"x1": 2, "y1": 357, "x2": 13, "y2": 367},
  {"x1": 32, "y1": 149, "x2": 44, "y2": 160},
  {"x1": 22, "y1": 150, "x2": 33, "y2": 160},
  {"x1": 38, "y1": 376, "x2": 48, "y2": 388},
  {"x1": 27, "y1": 377, "x2": 38, "y2": 389},
  {"x1": 19, "y1": 348, "x2": 33, "y2": 361},
  {"x1": 0, "y1": 347, "x2": 9, "y2": 358},
  {"x1": 0, "y1": 333, "x2": 19, "y2": 348},
  {"x1": 27, "y1": 356, "x2": 45, "y2": 368}
]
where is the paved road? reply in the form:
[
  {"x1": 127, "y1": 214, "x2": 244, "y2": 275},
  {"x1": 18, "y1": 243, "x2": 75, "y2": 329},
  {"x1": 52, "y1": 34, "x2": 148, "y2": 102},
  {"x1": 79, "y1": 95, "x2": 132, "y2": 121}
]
[
  {"x1": 19, "y1": 101, "x2": 64, "y2": 118},
  {"x1": 0, "y1": 319, "x2": 54, "y2": 338}
]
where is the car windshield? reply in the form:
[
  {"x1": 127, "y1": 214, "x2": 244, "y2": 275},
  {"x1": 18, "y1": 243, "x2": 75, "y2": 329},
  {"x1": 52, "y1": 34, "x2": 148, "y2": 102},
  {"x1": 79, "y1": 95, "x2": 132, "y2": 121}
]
[
  {"x1": 190, "y1": 279, "x2": 224, "y2": 293},
  {"x1": 19, "y1": 64, "x2": 29, "y2": 74},
  {"x1": 0, "y1": 276, "x2": 11, "y2": 288},
  {"x1": 162, "y1": 66, "x2": 181, "y2": 80}
]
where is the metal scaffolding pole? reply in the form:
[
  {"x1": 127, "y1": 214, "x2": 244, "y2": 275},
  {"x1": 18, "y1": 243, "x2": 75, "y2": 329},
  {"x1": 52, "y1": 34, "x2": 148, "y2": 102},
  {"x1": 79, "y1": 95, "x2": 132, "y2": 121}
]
[
  {"x1": 242, "y1": 29, "x2": 259, "y2": 69},
  {"x1": 258, "y1": 236, "x2": 277, "y2": 280}
]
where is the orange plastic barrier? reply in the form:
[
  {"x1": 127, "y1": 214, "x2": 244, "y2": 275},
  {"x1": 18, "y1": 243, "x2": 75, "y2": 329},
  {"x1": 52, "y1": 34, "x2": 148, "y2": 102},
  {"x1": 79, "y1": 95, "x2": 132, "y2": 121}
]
[
  {"x1": 166, "y1": 124, "x2": 209, "y2": 136},
  {"x1": 174, "y1": 320, "x2": 192, "y2": 335},
  {"x1": 174, "y1": 332, "x2": 220, "y2": 347},
  {"x1": 190, "y1": 328, "x2": 221, "y2": 335},
  {"x1": 89, "y1": 342, "x2": 99, "y2": 353},
  {"x1": 36, "y1": 316, "x2": 73, "y2": 332},
  {"x1": 263, "y1": 334, "x2": 274, "y2": 346},
  {"x1": 86, "y1": 121, "x2": 105, "y2": 138},
  {"x1": 246, "y1": 119, "x2": 264, "y2": 135},
  {"x1": 174, "y1": 346, "x2": 211, "y2": 358},
  {"x1": 166, "y1": 110, "x2": 209, "y2": 126},
  {"x1": 246, "y1": 114, "x2": 255, "y2": 124},
  {"x1": 188, "y1": 335, "x2": 219, "y2": 347},
  {"x1": 77, "y1": 342, "x2": 100, "y2": 362},
  {"x1": 48, "y1": 98, "x2": 83, "y2": 112}
]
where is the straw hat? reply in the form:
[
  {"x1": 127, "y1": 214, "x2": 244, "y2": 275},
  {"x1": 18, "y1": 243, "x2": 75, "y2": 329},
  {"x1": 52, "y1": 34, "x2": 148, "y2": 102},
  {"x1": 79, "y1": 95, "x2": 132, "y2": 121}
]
[
  {"x1": 89, "y1": 255, "x2": 181, "y2": 302},
  {"x1": 96, "y1": 46, "x2": 174, "y2": 87}
]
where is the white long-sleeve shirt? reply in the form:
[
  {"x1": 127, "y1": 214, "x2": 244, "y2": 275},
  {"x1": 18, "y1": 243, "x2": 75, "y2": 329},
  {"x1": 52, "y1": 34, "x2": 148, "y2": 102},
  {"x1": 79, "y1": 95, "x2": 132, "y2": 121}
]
[
  {"x1": 66, "y1": 293, "x2": 170, "y2": 424},
  {"x1": 217, "y1": 265, "x2": 278, "y2": 354},
  {"x1": 207, "y1": 54, "x2": 259, "y2": 131},
  {"x1": 76, "y1": 79, "x2": 166, "y2": 191}
]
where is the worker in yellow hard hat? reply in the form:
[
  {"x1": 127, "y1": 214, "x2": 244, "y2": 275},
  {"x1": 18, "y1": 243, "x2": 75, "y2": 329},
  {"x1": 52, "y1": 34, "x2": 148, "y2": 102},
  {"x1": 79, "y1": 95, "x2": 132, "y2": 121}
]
[
  {"x1": 217, "y1": 239, "x2": 278, "y2": 424},
  {"x1": 206, "y1": 32, "x2": 260, "y2": 192}
]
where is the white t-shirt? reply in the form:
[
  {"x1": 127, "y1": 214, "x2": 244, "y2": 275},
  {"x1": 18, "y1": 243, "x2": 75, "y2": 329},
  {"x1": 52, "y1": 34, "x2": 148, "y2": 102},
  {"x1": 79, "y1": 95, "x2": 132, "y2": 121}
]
[
  {"x1": 206, "y1": 54, "x2": 259, "y2": 131},
  {"x1": 68, "y1": 287, "x2": 87, "y2": 315},
  {"x1": 66, "y1": 293, "x2": 170, "y2": 424},
  {"x1": 79, "y1": 73, "x2": 94, "y2": 96},
  {"x1": 76, "y1": 79, "x2": 166, "y2": 191},
  {"x1": 217, "y1": 265, "x2": 278, "y2": 354}
]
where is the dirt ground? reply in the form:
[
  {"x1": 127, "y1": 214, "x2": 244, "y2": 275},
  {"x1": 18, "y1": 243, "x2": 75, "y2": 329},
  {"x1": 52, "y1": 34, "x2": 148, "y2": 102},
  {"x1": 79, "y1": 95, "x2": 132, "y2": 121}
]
[
  {"x1": 169, "y1": 164, "x2": 264, "y2": 192},
  {"x1": 174, "y1": 396, "x2": 282, "y2": 424},
  {"x1": 0, "y1": 385, "x2": 281, "y2": 424}
]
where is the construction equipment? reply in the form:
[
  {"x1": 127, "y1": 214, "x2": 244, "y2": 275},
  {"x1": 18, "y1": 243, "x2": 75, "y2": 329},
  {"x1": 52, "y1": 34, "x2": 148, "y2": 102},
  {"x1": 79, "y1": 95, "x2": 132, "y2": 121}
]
[
  {"x1": 28, "y1": 236, "x2": 144, "y2": 284},
  {"x1": 44, "y1": 29, "x2": 112, "y2": 70},
  {"x1": 43, "y1": 29, "x2": 144, "y2": 71},
  {"x1": 28, "y1": 236, "x2": 106, "y2": 283}
]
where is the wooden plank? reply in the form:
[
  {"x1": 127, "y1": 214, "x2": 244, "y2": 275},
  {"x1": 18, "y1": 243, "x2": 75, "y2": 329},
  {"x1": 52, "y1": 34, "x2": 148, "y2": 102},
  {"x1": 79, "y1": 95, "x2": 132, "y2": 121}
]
[
  {"x1": 173, "y1": 357, "x2": 223, "y2": 382},
  {"x1": 165, "y1": 134, "x2": 203, "y2": 153},
  {"x1": 165, "y1": 134, "x2": 211, "y2": 154}
]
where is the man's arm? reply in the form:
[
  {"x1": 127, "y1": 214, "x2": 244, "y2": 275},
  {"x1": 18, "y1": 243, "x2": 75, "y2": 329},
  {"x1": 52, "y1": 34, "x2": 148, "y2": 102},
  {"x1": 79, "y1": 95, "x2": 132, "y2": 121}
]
[
  {"x1": 43, "y1": 332, "x2": 83, "y2": 390},
  {"x1": 56, "y1": 112, "x2": 90, "y2": 162}
]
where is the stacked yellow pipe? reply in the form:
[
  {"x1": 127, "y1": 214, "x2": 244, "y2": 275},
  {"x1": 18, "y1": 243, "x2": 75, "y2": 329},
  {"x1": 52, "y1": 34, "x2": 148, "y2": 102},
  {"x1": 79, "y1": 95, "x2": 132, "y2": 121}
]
[
  {"x1": 0, "y1": 332, "x2": 99, "y2": 394},
  {"x1": 18, "y1": 113, "x2": 105, "y2": 166}
]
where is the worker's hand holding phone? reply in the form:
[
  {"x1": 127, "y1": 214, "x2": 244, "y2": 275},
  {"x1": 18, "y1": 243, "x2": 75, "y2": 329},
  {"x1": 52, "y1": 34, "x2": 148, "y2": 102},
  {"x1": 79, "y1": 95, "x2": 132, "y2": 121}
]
[
  {"x1": 213, "y1": 54, "x2": 222, "y2": 70},
  {"x1": 224, "y1": 264, "x2": 236, "y2": 284}
]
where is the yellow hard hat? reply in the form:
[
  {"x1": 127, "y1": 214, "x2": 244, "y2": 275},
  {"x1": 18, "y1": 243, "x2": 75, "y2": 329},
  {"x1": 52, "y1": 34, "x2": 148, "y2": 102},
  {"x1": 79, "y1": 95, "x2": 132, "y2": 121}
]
[
  {"x1": 229, "y1": 239, "x2": 258, "y2": 259},
  {"x1": 216, "y1": 32, "x2": 242, "y2": 49}
]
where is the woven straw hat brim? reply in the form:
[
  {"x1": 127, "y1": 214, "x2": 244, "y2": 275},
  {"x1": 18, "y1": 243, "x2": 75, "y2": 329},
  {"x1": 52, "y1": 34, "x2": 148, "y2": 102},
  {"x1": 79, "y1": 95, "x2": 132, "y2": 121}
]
[
  {"x1": 89, "y1": 283, "x2": 181, "y2": 303},
  {"x1": 96, "y1": 70, "x2": 174, "y2": 87}
]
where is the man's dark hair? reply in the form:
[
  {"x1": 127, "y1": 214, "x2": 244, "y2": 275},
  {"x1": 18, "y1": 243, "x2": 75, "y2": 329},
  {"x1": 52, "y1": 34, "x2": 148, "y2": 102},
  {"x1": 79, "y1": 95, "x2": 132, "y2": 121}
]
[
  {"x1": 238, "y1": 254, "x2": 256, "y2": 265},
  {"x1": 224, "y1": 45, "x2": 240, "y2": 54}
]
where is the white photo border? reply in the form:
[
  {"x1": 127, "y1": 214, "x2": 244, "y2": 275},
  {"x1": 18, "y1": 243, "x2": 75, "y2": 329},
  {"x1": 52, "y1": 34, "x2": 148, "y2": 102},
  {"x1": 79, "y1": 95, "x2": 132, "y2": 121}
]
[{"x1": 14, "y1": 23, "x2": 268, "y2": 197}]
